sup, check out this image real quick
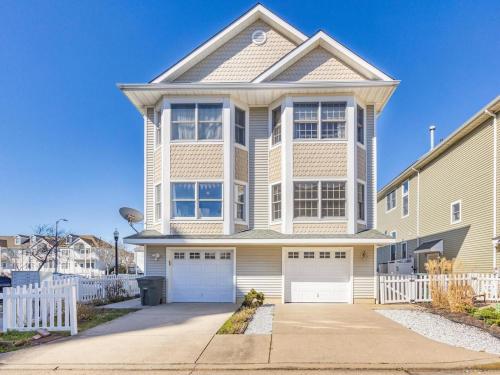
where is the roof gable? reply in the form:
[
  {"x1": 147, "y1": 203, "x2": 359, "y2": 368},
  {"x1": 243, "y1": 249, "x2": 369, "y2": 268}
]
[
  {"x1": 271, "y1": 46, "x2": 366, "y2": 82},
  {"x1": 151, "y1": 4, "x2": 307, "y2": 83},
  {"x1": 254, "y1": 31, "x2": 393, "y2": 82}
]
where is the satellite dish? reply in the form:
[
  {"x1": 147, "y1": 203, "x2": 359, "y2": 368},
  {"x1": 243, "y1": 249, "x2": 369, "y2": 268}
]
[{"x1": 119, "y1": 207, "x2": 144, "y2": 233}]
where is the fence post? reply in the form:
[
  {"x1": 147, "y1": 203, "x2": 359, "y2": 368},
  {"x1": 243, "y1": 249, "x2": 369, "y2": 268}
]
[
  {"x1": 3, "y1": 288, "x2": 10, "y2": 332},
  {"x1": 409, "y1": 275, "x2": 416, "y2": 303},
  {"x1": 69, "y1": 284, "x2": 78, "y2": 336}
]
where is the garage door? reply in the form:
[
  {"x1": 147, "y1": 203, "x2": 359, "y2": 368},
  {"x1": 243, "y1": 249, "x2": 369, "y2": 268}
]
[
  {"x1": 170, "y1": 249, "x2": 234, "y2": 302},
  {"x1": 284, "y1": 249, "x2": 351, "y2": 303}
]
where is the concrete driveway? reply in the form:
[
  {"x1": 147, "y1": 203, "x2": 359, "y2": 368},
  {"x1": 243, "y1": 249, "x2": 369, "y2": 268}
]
[{"x1": 0, "y1": 303, "x2": 236, "y2": 366}]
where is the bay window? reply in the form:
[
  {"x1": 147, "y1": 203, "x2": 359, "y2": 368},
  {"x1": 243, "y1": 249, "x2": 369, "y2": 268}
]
[
  {"x1": 272, "y1": 183, "x2": 282, "y2": 221},
  {"x1": 293, "y1": 102, "x2": 346, "y2": 140},
  {"x1": 357, "y1": 182, "x2": 365, "y2": 221},
  {"x1": 171, "y1": 182, "x2": 222, "y2": 219},
  {"x1": 271, "y1": 106, "x2": 281, "y2": 145},
  {"x1": 293, "y1": 181, "x2": 346, "y2": 219},
  {"x1": 234, "y1": 184, "x2": 246, "y2": 221},
  {"x1": 235, "y1": 107, "x2": 246, "y2": 146},
  {"x1": 154, "y1": 183, "x2": 162, "y2": 221},
  {"x1": 357, "y1": 105, "x2": 364, "y2": 144},
  {"x1": 171, "y1": 103, "x2": 222, "y2": 141}
]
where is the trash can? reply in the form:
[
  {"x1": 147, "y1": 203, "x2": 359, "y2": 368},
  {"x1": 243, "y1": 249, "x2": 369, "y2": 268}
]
[{"x1": 137, "y1": 276, "x2": 165, "y2": 306}]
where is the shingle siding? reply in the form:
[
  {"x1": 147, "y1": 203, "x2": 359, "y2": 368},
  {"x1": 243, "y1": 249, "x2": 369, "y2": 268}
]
[
  {"x1": 293, "y1": 222, "x2": 347, "y2": 234},
  {"x1": 235, "y1": 148, "x2": 249, "y2": 182},
  {"x1": 268, "y1": 146, "x2": 281, "y2": 183},
  {"x1": 249, "y1": 107, "x2": 269, "y2": 229},
  {"x1": 293, "y1": 143, "x2": 347, "y2": 177},
  {"x1": 170, "y1": 222, "x2": 223, "y2": 235},
  {"x1": 170, "y1": 144, "x2": 224, "y2": 179},
  {"x1": 174, "y1": 20, "x2": 297, "y2": 83},
  {"x1": 357, "y1": 146, "x2": 366, "y2": 181}
]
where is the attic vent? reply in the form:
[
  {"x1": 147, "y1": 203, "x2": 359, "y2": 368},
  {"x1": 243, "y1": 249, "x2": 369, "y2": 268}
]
[{"x1": 252, "y1": 30, "x2": 267, "y2": 45}]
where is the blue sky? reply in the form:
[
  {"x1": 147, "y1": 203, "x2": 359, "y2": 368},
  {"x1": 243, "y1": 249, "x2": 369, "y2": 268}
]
[{"x1": 0, "y1": 0, "x2": 499, "y2": 241}]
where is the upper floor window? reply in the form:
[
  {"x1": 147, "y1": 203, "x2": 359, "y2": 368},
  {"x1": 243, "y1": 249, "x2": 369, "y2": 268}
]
[
  {"x1": 401, "y1": 242, "x2": 408, "y2": 259},
  {"x1": 235, "y1": 107, "x2": 246, "y2": 146},
  {"x1": 15, "y1": 236, "x2": 21, "y2": 245},
  {"x1": 402, "y1": 180, "x2": 409, "y2": 217},
  {"x1": 171, "y1": 182, "x2": 222, "y2": 219},
  {"x1": 293, "y1": 181, "x2": 346, "y2": 219},
  {"x1": 271, "y1": 106, "x2": 281, "y2": 145},
  {"x1": 293, "y1": 102, "x2": 346, "y2": 140},
  {"x1": 171, "y1": 103, "x2": 222, "y2": 141},
  {"x1": 272, "y1": 183, "x2": 281, "y2": 221},
  {"x1": 155, "y1": 110, "x2": 162, "y2": 146},
  {"x1": 155, "y1": 183, "x2": 162, "y2": 221},
  {"x1": 451, "y1": 200, "x2": 461, "y2": 224},
  {"x1": 357, "y1": 182, "x2": 365, "y2": 221},
  {"x1": 357, "y1": 105, "x2": 364, "y2": 145},
  {"x1": 386, "y1": 190, "x2": 396, "y2": 211},
  {"x1": 234, "y1": 184, "x2": 246, "y2": 221}
]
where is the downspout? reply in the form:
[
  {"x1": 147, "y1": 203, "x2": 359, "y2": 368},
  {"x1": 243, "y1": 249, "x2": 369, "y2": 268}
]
[
  {"x1": 485, "y1": 110, "x2": 497, "y2": 271},
  {"x1": 411, "y1": 167, "x2": 420, "y2": 272}
]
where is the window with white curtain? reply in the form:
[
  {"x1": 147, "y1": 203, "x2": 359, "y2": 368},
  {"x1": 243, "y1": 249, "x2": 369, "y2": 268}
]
[
  {"x1": 171, "y1": 182, "x2": 222, "y2": 218},
  {"x1": 271, "y1": 106, "x2": 281, "y2": 145},
  {"x1": 234, "y1": 184, "x2": 245, "y2": 221},
  {"x1": 451, "y1": 201, "x2": 461, "y2": 224},
  {"x1": 171, "y1": 183, "x2": 196, "y2": 218},
  {"x1": 386, "y1": 190, "x2": 396, "y2": 211},
  {"x1": 198, "y1": 183, "x2": 222, "y2": 217},
  {"x1": 171, "y1": 103, "x2": 222, "y2": 141},
  {"x1": 235, "y1": 107, "x2": 246, "y2": 146}
]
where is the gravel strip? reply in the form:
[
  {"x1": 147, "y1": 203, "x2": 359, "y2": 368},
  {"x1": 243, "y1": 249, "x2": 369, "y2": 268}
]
[
  {"x1": 377, "y1": 309, "x2": 500, "y2": 355},
  {"x1": 245, "y1": 304, "x2": 274, "y2": 335}
]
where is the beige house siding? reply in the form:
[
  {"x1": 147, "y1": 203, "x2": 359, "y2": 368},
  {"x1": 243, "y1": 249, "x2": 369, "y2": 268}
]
[
  {"x1": 353, "y1": 246, "x2": 375, "y2": 300},
  {"x1": 293, "y1": 143, "x2": 347, "y2": 177},
  {"x1": 272, "y1": 47, "x2": 366, "y2": 82},
  {"x1": 153, "y1": 147, "x2": 162, "y2": 184},
  {"x1": 174, "y1": 20, "x2": 297, "y2": 83},
  {"x1": 235, "y1": 223, "x2": 248, "y2": 233},
  {"x1": 269, "y1": 146, "x2": 281, "y2": 183},
  {"x1": 249, "y1": 107, "x2": 269, "y2": 229},
  {"x1": 366, "y1": 105, "x2": 376, "y2": 229},
  {"x1": 357, "y1": 146, "x2": 366, "y2": 181},
  {"x1": 270, "y1": 224, "x2": 281, "y2": 232},
  {"x1": 235, "y1": 147, "x2": 248, "y2": 182},
  {"x1": 145, "y1": 108, "x2": 155, "y2": 229},
  {"x1": 236, "y1": 246, "x2": 282, "y2": 297},
  {"x1": 170, "y1": 144, "x2": 224, "y2": 179},
  {"x1": 293, "y1": 222, "x2": 347, "y2": 234},
  {"x1": 170, "y1": 222, "x2": 223, "y2": 235},
  {"x1": 145, "y1": 246, "x2": 167, "y2": 302}
]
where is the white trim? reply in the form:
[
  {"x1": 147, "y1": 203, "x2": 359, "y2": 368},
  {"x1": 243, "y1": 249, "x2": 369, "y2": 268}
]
[
  {"x1": 234, "y1": 180, "x2": 248, "y2": 225},
  {"x1": 223, "y1": 98, "x2": 233, "y2": 234},
  {"x1": 162, "y1": 99, "x2": 170, "y2": 233},
  {"x1": 281, "y1": 247, "x2": 285, "y2": 304},
  {"x1": 356, "y1": 103, "x2": 367, "y2": 149},
  {"x1": 253, "y1": 31, "x2": 393, "y2": 83},
  {"x1": 401, "y1": 179, "x2": 410, "y2": 218},
  {"x1": 282, "y1": 96, "x2": 293, "y2": 234},
  {"x1": 154, "y1": 182, "x2": 163, "y2": 224},
  {"x1": 356, "y1": 179, "x2": 367, "y2": 224},
  {"x1": 170, "y1": 181, "x2": 224, "y2": 221},
  {"x1": 269, "y1": 181, "x2": 282, "y2": 224},
  {"x1": 143, "y1": 111, "x2": 148, "y2": 229},
  {"x1": 151, "y1": 4, "x2": 307, "y2": 83},
  {"x1": 450, "y1": 200, "x2": 462, "y2": 225},
  {"x1": 125, "y1": 237, "x2": 395, "y2": 246},
  {"x1": 373, "y1": 244, "x2": 377, "y2": 301}
]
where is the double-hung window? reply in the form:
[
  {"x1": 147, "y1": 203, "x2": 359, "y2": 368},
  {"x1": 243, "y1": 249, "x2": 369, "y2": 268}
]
[
  {"x1": 171, "y1": 182, "x2": 222, "y2": 219},
  {"x1": 390, "y1": 244, "x2": 396, "y2": 261},
  {"x1": 293, "y1": 102, "x2": 346, "y2": 140},
  {"x1": 234, "y1": 184, "x2": 246, "y2": 221},
  {"x1": 293, "y1": 181, "x2": 346, "y2": 219},
  {"x1": 198, "y1": 183, "x2": 223, "y2": 217},
  {"x1": 155, "y1": 110, "x2": 162, "y2": 147},
  {"x1": 401, "y1": 242, "x2": 408, "y2": 259},
  {"x1": 271, "y1": 106, "x2": 281, "y2": 145},
  {"x1": 235, "y1": 107, "x2": 246, "y2": 146},
  {"x1": 451, "y1": 201, "x2": 461, "y2": 224},
  {"x1": 357, "y1": 105, "x2": 364, "y2": 144},
  {"x1": 357, "y1": 182, "x2": 365, "y2": 221},
  {"x1": 402, "y1": 180, "x2": 409, "y2": 217},
  {"x1": 386, "y1": 190, "x2": 396, "y2": 211},
  {"x1": 171, "y1": 183, "x2": 196, "y2": 218},
  {"x1": 171, "y1": 103, "x2": 222, "y2": 141},
  {"x1": 272, "y1": 183, "x2": 281, "y2": 221},
  {"x1": 154, "y1": 183, "x2": 162, "y2": 221}
]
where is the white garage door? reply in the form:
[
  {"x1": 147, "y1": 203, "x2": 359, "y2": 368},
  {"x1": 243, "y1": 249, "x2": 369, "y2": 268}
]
[
  {"x1": 170, "y1": 249, "x2": 234, "y2": 302},
  {"x1": 284, "y1": 249, "x2": 352, "y2": 303}
]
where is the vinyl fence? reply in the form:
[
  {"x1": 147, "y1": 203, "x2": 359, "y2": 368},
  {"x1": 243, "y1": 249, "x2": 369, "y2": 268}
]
[
  {"x1": 55, "y1": 274, "x2": 139, "y2": 303},
  {"x1": 378, "y1": 273, "x2": 500, "y2": 304},
  {"x1": 2, "y1": 279, "x2": 78, "y2": 335}
]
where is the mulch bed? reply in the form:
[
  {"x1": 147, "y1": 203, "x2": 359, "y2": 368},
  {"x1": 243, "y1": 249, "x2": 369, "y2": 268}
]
[{"x1": 418, "y1": 303, "x2": 500, "y2": 339}]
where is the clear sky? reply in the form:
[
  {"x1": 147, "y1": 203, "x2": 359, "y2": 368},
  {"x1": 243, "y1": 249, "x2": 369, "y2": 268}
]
[{"x1": 1, "y1": 0, "x2": 499, "y2": 241}]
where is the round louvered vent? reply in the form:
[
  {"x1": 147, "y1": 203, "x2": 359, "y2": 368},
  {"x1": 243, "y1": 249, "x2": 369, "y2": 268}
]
[{"x1": 251, "y1": 30, "x2": 267, "y2": 45}]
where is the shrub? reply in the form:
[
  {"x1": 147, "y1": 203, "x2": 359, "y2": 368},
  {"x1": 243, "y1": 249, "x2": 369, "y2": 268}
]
[
  {"x1": 105, "y1": 280, "x2": 127, "y2": 303},
  {"x1": 242, "y1": 289, "x2": 264, "y2": 308},
  {"x1": 77, "y1": 303, "x2": 97, "y2": 322},
  {"x1": 447, "y1": 276, "x2": 475, "y2": 313},
  {"x1": 425, "y1": 257, "x2": 453, "y2": 310},
  {"x1": 217, "y1": 307, "x2": 256, "y2": 334}
]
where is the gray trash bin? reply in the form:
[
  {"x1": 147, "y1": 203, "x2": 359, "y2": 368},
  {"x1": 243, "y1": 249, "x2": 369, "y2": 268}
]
[{"x1": 137, "y1": 276, "x2": 165, "y2": 306}]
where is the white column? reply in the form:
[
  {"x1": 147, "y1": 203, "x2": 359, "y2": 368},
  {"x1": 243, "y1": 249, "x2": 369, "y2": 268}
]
[
  {"x1": 282, "y1": 97, "x2": 293, "y2": 234},
  {"x1": 347, "y1": 98, "x2": 356, "y2": 234},
  {"x1": 223, "y1": 97, "x2": 234, "y2": 234},
  {"x1": 162, "y1": 98, "x2": 171, "y2": 234}
]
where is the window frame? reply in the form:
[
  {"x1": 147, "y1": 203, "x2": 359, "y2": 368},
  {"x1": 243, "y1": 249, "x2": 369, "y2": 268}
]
[
  {"x1": 450, "y1": 200, "x2": 462, "y2": 224},
  {"x1": 356, "y1": 105, "x2": 365, "y2": 145},
  {"x1": 234, "y1": 106, "x2": 246, "y2": 147},
  {"x1": 234, "y1": 182, "x2": 247, "y2": 223},
  {"x1": 390, "y1": 244, "x2": 397, "y2": 261},
  {"x1": 357, "y1": 181, "x2": 366, "y2": 222},
  {"x1": 293, "y1": 180, "x2": 347, "y2": 220},
  {"x1": 271, "y1": 106, "x2": 282, "y2": 146},
  {"x1": 171, "y1": 181, "x2": 223, "y2": 220},
  {"x1": 293, "y1": 101, "x2": 347, "y2": 141},
  {"x1": 154, "y1": 183, "x2": 162, "y2": 222},
  {"x1": 386, "y1": 190, "x2": 397, "y2": 212},
  {"x1": 402, "y1": 180, "x2": 409, "y2": 218},
  {"x1": 155, "y1": 110, "x2": 162, "y2": 147},
  {"x1": 401, "y1": 241, "x2": 408, "y2": 259},
  {"x1": 170, "y1": 103, "x2": 223, "y2": 142},
  {"x1": 271, "y1": 183, "x2": 282, "y2": 222}
]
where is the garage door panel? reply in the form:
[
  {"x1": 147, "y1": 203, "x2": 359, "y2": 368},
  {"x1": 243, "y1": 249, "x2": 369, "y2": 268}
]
[
  {"x1": 171, "y1": 250, "x2": 234, "y2": 302},
  {"x1": 284, "y1": 249, "x2": 351, "y2": 303}
]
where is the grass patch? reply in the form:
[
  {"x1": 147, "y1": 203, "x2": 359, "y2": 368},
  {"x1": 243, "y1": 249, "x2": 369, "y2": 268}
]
[
  {"x1": 78, "y1": 308, "x2": 138, "y2": 332},
  {"x1": 0, "y1": 331, "x2": 37, "y2": 353},
  {"x1": 469, "y1": 306, "x2": 500, "y2": 326},
  {"x1": 217, "y1": 306, "x2": 256, "y2": 334}
]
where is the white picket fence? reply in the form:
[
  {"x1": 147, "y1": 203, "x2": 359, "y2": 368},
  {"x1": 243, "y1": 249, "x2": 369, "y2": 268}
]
[
  {"x1": 55, "y1": 274, "x2": 139, "y2": 303},
  {"x1": 2, "y1": 279, "x2": 78, "y2": 335},
  {"x1": 378, "y1": 273, "x2": 500, "y2": 304}
]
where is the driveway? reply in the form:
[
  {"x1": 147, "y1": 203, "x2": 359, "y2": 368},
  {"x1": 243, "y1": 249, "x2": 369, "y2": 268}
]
[{"x1": 0, "y1": 303, "x2": 236, "y2": 366}]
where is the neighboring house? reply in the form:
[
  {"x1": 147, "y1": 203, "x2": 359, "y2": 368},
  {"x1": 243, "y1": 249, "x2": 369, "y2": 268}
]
[
  {"x1": 122, "y1": 4, "x2": 397, "y2": 303},
  {"x1": 377, "y1": 97, "x2": 500, "y2": 274},
  {"x1": 0, "y1": 234, "x2": 112, "y2": 276}
]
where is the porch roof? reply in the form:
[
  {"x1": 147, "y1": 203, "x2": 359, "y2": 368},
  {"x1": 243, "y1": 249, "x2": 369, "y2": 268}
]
[{"x1": 413, "y1": 239, "x2": 444, "y2": 254}]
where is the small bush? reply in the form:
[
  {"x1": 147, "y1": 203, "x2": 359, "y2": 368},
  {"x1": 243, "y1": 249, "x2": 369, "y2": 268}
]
[
  {"x1": 105, "y1": 280, "x2": 127, "y2": 303},
  {"x1": 242, "y1": 289, "x2": 264, "y2": 308},
  {"x1": 447, "y1": 277, "x2": 474, "y2": 313},
  {"x1": 217, "y1": 307, "x2": 256, "y2": 334},
  {"x1": 77, "y1": 303, "x2": 97, "y2": 322}
]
